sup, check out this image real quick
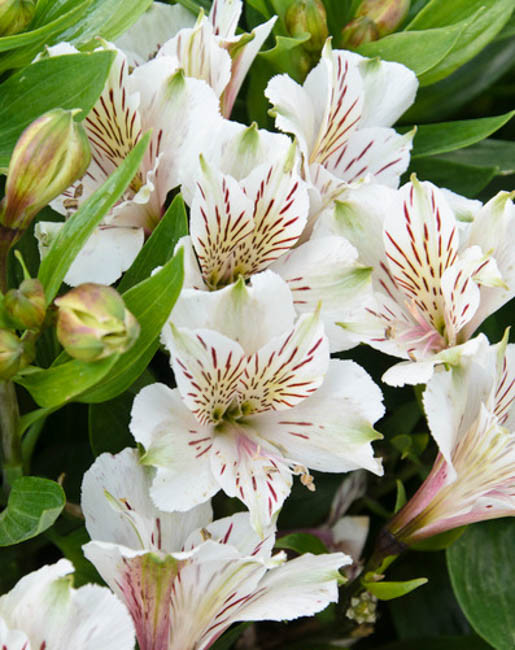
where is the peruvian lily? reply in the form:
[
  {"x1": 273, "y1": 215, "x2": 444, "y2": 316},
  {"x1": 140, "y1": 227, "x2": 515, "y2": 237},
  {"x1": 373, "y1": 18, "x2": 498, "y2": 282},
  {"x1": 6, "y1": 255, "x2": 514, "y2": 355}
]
[
  {"x1": 82, "y1": 448, "x2": 350, "y2": 650},
  {"x1": 265, "y1": 40, "x2": 418, "y2": 230},
  {"x1": 37, "y1": 42, "x2": 222, "y2": 285},
  {"x1": 174, "y1": 122, "x2": 374, "y2": 352},
  {"x1": 0, "y1": 559, "x2": 135, "y2": 649},
  {"x1": 134, "y1": 271, "x2": 384, "y2": 535},
  {"x1": 320, "y1": 178, "x2": 514, "y2": 385},
  {"x1": 117, "y1": 0, "x2": 276, "y2": 117},
  {"x1": 385, "y1": 333, "x2": 515, "y2": 545}
]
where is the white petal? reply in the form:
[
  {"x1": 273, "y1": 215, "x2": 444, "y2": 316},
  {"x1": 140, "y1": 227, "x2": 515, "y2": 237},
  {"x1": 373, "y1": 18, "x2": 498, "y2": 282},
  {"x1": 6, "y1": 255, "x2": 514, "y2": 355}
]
[
  {"x1": 209, "y1": 0, "x2": 242, "y2": 38},
  {"x1": 0, "y1": 617, "x2": 29, "y2": 650},
  {"x1": 236, "y1": 552, "x2": 349, "y2": 621},
  {"x1": 332, "y1": 515, "x2": 369, "y2": 561},
  {"x1": 382, "y1": 359, "x2": 438, "y2": 387},
  {"x1": 256, "y1": 360, "x2": 384, "y2": 475}
]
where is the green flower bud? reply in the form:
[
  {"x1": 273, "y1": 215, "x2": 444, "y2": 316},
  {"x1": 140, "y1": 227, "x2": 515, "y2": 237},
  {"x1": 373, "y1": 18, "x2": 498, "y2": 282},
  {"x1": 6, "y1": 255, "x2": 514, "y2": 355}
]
[
  {"x1": 341, "y1": 16, "x2": 379, "y2": 49},
  {"x1": 4, "y1": 278, "x2": 46, "y2": 330},
  {"x1": 0, "y1": 0, "x2": 36, "y2": 36},
  {"x1": 356, "y1": 0, "x2": 410, "y2": 37},
  {"x1": 0, "y1": 109, "x2": 91, "y2": 245},
  {"x1": 55, "y1": 284, "x2": 140, "y2": 362},
  {"x1": 0, "y1": 328, "x2": 31, "y2": 379},
  {"x1": 285, "y1": 0, "x2": 329, "y2": 54}
]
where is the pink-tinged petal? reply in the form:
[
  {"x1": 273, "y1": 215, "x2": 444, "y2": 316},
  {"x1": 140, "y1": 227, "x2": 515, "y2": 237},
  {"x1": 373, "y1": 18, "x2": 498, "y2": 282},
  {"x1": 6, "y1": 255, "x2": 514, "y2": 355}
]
[
  {"x1": 384, "y1": 177, "x2": 458, "y2": 336},
  {"x1": 158, "y1": 17, "x2": 232, "y2": 97},
  {"x1": 82, "y1": 448, "x2": 212, "y2": 553},
  {"x1": 209, "y1": 0, "x2": 242, "y2": 38},
  {"x1": 324, "y1": 126, "x2": 414, "y2": 188},
  {"x1": 183, "y1": 511, "x2": 275, "y2": 559},
  {"x1": 462, "y1": 191, "x2": 515, "y2": 339},
  {"x1": 270, "y1": 236, "x2": 373, "y2": 353},
  {"x1": 116, "y1": 2, "x2": 196, "y2": 66},
  {"x1": 235, "y1": 148, "x2": 309, "y2": 275},
  {"x1": 256, "y1": 360, "x2": 384, "y2": 475},
  {"x1": 343, "y1": 51, "x2": 418, "y2": 128},
  {"x1": 221, "y1": 17, "x2": 277, "y2": 118},
  {"x1": 166, "y1": 326, "x2": 246, "y2": 425},
  {"x1": 239, "y1": 311, "x2": 329, "y2": 413},
  {"x1": 130, "y1": 384, "x2": 220, "y2": 511},
  {"x1": 190, "y1": 156, "x2": 254, "y2": 288},
  {"x1": 168, "y1": 271, "x2": 296, "y2": 355},
  {"x1": 494, "y1": 343, "x2": 515, "y2": 431},
  {"x1": 211, "y1": 432, "x2": 293, "y2": 536},
  {"x1": 235, "y1": 552, "x2": 349, "y2": 622}
]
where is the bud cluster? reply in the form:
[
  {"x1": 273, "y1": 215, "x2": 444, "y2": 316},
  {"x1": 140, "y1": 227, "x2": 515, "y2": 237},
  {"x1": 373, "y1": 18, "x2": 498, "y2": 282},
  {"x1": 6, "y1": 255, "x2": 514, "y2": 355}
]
[{"x1": 342, "y1": 0, "x2": 410, "y2": 49}]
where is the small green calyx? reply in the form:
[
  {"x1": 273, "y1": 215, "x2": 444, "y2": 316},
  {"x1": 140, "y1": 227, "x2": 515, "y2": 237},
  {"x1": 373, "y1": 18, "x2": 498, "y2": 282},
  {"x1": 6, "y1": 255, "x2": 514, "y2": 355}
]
[
  {"x1": 55, "y1": 284, "x2": 140, "y2": 362},
  {"x1": 285, "y1": 0, "x2": 329, "y2": 54},
  {"x1": 0, "y1": 0, "x2": 36, "y2": 36}
]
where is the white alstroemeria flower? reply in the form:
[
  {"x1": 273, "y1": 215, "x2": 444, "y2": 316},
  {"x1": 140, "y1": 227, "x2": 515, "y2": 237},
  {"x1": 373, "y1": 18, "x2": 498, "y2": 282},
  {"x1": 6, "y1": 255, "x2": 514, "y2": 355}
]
[
  {"x1": 134, "y1": 272, "x2": 384, "y2": 534},
  {"x1": 266, "y1": 41, "x2": 417, "y2": 229},
  {"x1": 118, "y1": 0, "x2": 276, "y2": 117},
  {"x1": 38, "y1": 43, "x2": 222, "y2": 286},
  {"x1": 82, "y1": 448, "x2": 350, "y2": 650},
  {"x1": 174, "y1": 122, "x2": 374, "y2": 353},
  {"x1": 0, "y1": 559, "x2": 135, "y2": 649},
  {"x1": 386, "y1": 334, "x2": 515, "y2": 544},
  {"x1": 321, "y1": 178, "x2": 513, "y2": 385}
]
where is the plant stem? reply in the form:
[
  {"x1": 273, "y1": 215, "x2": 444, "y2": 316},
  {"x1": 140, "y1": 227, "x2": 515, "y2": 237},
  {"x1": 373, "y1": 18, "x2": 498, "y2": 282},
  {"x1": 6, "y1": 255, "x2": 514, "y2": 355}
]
[{"x1": 0, "y1": 379, "x2": 22, "y2": 495}]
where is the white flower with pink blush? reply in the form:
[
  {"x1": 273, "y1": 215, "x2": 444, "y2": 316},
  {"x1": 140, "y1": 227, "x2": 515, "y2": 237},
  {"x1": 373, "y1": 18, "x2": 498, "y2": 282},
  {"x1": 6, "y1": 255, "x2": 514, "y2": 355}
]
[
  {"x1": 82, "y1": 448, "x2": 350, "y2": 650},
  {"x1": 132, "y1": 272, "x2": 384, "y2": 535},
  {"x1": 0, "y1": 559, "x2": 135, "y2": 650}
]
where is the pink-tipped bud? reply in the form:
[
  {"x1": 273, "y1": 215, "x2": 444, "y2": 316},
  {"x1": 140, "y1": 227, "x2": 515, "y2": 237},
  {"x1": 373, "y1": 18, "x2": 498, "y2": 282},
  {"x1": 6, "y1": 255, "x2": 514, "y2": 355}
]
[
  {"x1": 4, "y1": 278, "x2": 46, "y2": 330},
  {"x1": 341, "y1": 16, "x2": 379, "y2": 49},
  {"x1": 55, "y1": 284, "x2": 140, "y2": 362},
  {"x1": 356, "y1": 0, "x2": 410, "y2": 37},
  {"x1": 285, "y1": 0, "x2": 329, "y2": 53},
  {"x1": 0, "y1": 109, "x2": 90, "y2": 245},
  {"x1": 0, "y1": 0, "x2": 36, "y2": 36},
  {"x1": 0, "y1": 328, "x2": 33, "y2": 379}
]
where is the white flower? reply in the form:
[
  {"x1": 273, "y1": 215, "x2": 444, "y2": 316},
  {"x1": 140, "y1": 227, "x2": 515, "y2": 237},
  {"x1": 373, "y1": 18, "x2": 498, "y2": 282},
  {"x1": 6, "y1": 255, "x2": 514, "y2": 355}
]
[
  {"x1": 82, "y1": 448, "x2": 350, "y2": 650},
  {"x1": 321, "y1": 178, "x2": 513, "y2": 385},
  {"x1": 39, "y1": 42, "x2": 222, "y2": 285},
  {"x1": 133, "y1": 273, "x2": 384, "y2": 534},
  {"x1": 387, "y1": 334, "x2": 515, "y2": 544},
  {"x1": 0, "y1": 559, "x2": 135, "y2": 649}
]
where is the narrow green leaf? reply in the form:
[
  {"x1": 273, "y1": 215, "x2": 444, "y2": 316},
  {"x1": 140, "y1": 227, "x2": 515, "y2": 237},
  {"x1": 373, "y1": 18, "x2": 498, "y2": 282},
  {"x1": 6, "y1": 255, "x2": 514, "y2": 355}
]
[
  {"x1": 118, "y1": 194, "x2": 188, "y2": 293},
  {"x1": 46, "y1": 525, "x2": 102, "y2": 587},
  {"x1": 363, "y1": 577, "x2": 428, "y2": 601},
  {"x1": 275, "y1": 532, "x2": 329, "y2": 555},
  {"x1": 437, "y1": 139, "x2": 515, "y2": 176},
  {"x1": 394, "y1": 480, "x2": 407, "y2": 513},
  {"x1": 0, "y1": 476, "x2": 65, "y2": 546},
  {"x1": 409, "y1": 111, "x2": 515, "y2": 158},
  {"x1": 407, "y1": 158, "x2": 497, "y2": 198},
  {"x1": 14, "y1": 355, "x2": 119, "y2": 408},
  {"x1": 38, "y1": 132, "x2": 150, "y2": 304},
  {"x1": 447, "y1": 519, "x2": 515, "y2": 650},
  {"x1": 357, "y1": 22, "x2": 464, "y2": 78},
  {"x1": 374, "y1": 636, "x2": 492, "y2": 650},
  {"x1": 17, "y1": 406, "x2": 56, "y2": 438},
  {"x1": 78, "y1": 249, "x2": 184, "y2": 403},
  {"x1": 0, "y1": 51, "x2": 115, "y2": 169}
]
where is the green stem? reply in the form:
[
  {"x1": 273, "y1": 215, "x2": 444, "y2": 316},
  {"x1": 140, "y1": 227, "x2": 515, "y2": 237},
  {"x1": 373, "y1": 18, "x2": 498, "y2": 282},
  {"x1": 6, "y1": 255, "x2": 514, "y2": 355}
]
[{"x1": 0, "y1": 379, "x2": 22, "y2": 494}]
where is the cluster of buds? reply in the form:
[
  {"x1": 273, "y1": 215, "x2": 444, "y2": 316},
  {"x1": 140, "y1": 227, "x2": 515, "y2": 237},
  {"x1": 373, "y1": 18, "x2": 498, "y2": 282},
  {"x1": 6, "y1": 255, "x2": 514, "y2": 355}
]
[
  {"x1": 0, "y1": 0, "x2": 36, "y2": 36},
  {"x1": 342, "y1": 0, "x2": 410, "y2": 49},
  {"x1": 55, "y1": 284, "x2": 140, "y2": 362},
  {"x1": 346, "y1": 590, "x2": 378, "y2": 625},
  {"x1": 285, "y1": 0, "x2": 329, "y2": 55},
  {"x1": 0, "y1": 327, "x2": 34, "y2": 379}
]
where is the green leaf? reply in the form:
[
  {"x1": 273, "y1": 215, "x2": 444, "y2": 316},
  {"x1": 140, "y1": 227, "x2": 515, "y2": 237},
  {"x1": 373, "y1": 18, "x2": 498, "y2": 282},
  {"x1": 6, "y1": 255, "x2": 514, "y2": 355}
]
[
  {"x1": 118, "y1": 194, "x2": 188, "y2": 293},
  {"x1": 363, "y1": 577, "x2": 428, "y2": 601},
  {"x1": 407, "y1": 157, "x2": 497, "y2": 198},
  {"x1": 78, "y1": 249, "x2": 184, "y2": 403},
  {"x1": 14, "y1": 355, "x2": 119, "y2": 409},
  {"x1": 437, "y1": 139, "x2": 515, "y2": 176},
  {"x1": 0, "y1": 50, "x2": 115, "y2": 169},
  {"x1": 46, "y1": 525, "x2": 102, "y2": 587},
  {"x1": 394, "y1": 480, "x2": 407, "y2": 513},
  {"x1": 275, "y1": 532, "x2": 329, "y2": 555},
  {"x1": 357, "y1": 22, "x2": 464, "y2": 78},
  {"x1": 447, "y1": 519, "x2": 515, "y2": 650},
  {"x1": 38, "y1": 132, "x2": 150, "y2": 304},
  {"x1": 411, "y1": 527, "x2": 466, "y2": 551},
  {"x1": 0, "y1": 476, "x2": 65, "y2": 546},
  {"x1": 406, "y1": 0, "x2": 514, "y2": 84},
  {"x1": 409, "y1": 111, "x2": 515, "y2": 158},
  {"x1": 211, "y1": 623, "x2": 250, "y2": 650},
  {"x1": 374, "y1": 636, "x2": 492, "y2": 650},
  {"x1": 260, "y1": 33, "x2": 311, "y2": 81}
]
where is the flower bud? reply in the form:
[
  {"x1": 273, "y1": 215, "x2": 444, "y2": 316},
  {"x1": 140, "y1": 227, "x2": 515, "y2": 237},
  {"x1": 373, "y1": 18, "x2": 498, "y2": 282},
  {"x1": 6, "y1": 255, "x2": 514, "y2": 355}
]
[
  {"x1": 0, "y1": 109, "x2": 90, "y2": 244},
  {"x1": 356, "y1": 0, "x2": 410, "y2": 37},
  {"x1": 285, "y1": 0, "x2": 329, "y2": 54},
  {"x1": 0, "y1": 329, "x2": 28, "y2": 379},
  {"x1": 0, "y1": 0, "x2": 36, "y2": 36},
  {"x1": 4, "y1": 278, "x2": 46, "y2": 330},
  {"x1": 341, "y1": 16, "x2": 379, "y2": 49},
  {"x1": 55, "y1": 284, "x2": 140, "y2": 362}
]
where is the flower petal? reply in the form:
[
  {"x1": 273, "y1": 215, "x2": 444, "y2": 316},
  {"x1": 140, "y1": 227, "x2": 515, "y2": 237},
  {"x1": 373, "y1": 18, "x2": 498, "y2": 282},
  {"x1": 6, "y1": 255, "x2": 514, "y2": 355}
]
[{"x1": 209, "y1": 0, "x2": 242, "y2": 38}]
